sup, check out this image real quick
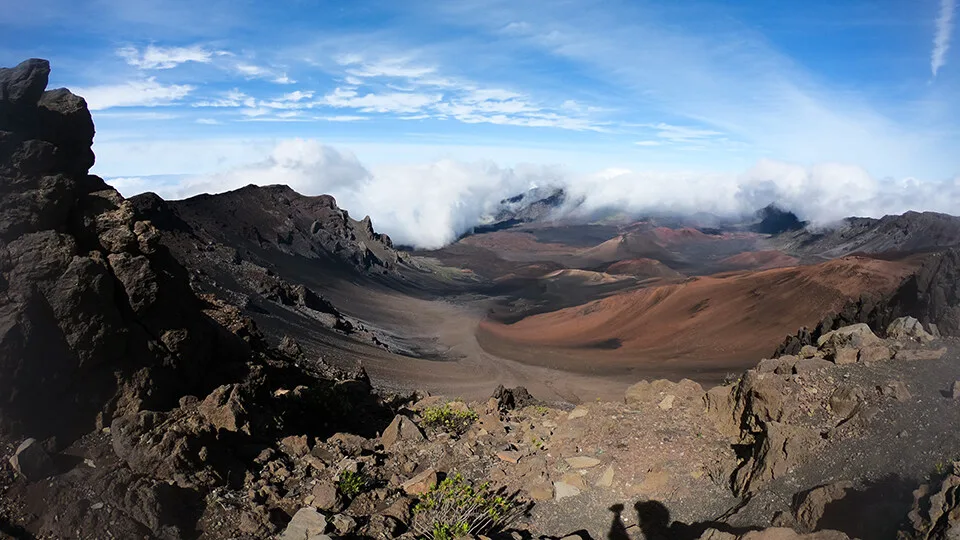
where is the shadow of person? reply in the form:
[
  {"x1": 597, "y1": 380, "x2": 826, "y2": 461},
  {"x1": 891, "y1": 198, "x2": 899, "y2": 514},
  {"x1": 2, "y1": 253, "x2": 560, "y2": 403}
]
[
  {"x1": 608, "y1": 504, "x2": 629, "y2": 540},
  {"x1": 635, "y1": 500, "x2": 672, "y2": 540}
]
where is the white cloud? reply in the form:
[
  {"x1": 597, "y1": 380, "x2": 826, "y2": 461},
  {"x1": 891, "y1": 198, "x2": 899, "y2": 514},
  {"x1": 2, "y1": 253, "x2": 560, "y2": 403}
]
[
  {"x1": 193, "y1": 89, "x2": 256, "y2": 108},
  {"x1": 74, "y1": 78, "x2": 194, "y2": 110},
  {"x1": 240, "y1": 107, "x2": 271, "y2": 117},
  {"x1": 234, "y1": 63, "x2": 296, "y2": 84},
  {"x1": 315, "y1": 115, "x2": 368, "y2": 122},
  {"x1": 282, "y1": 90, "x2": 314, "y2": 102},
  {"x1": 932, "y1": 0, "x2": 957, "y2": 76},
  {"x1": 196, "y1": 118, "x2": 221, "y2": 124},
  {"x1": 235, "y1": 63, "x2": 268, "y2": 77},
  {"x1": 118, "y1": 44, "x2": 223, "y2": 69},
  {"x1": 337, "y1": 56, "x2": 436, "y2": 78},
  {"x1": 322, "y1": 87, "x2": 442, "y2": 113},
  {"x1": 105, "y1": 176, "x2": 152, "y2": 193},
  {"x1": 117, "y1": 139, "x2": 960, "y2": 249},
  {"x1": 634, "y1": 140, "x2": 661, "y2": 146},
  {"x1": 501, "y1": 21, "x2": 532, "y2": 35},
  {"x1": 156, "y1": 140, "x2": 548, "y2": 248},
  {"x1": 649, "y1": 123, "x2": 724, "y2": 142}
]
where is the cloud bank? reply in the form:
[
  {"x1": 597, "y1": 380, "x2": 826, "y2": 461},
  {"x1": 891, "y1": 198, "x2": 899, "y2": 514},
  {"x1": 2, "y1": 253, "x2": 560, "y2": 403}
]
[{"x1": 112, "y1": 140, "x2": 960, "y2": 249}]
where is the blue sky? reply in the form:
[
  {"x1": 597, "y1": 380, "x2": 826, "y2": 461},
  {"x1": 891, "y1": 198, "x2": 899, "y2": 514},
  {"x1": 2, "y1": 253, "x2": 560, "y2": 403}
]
[
  {"x1": 3, "y1": 0, "x2": 957, "y2": 179},
  {"x1": 2, "y1": 0, "x2": 960, "y2": 247}
]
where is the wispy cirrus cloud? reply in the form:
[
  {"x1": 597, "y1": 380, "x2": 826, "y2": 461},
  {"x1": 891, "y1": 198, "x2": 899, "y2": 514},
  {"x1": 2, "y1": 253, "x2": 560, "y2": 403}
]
[
  {"x1": 234, "y1": 62, "x2": 296, "y2": 84},
  {"x1": 73, "y1": 78, "x2": 194, "y2": 110},
  {"x1": 118, "y1": 44, "x2": 226, "y2": 69},
  {"x1": 192, "y1": 89, "x2": 256, "y2": 108},
  {"x1": 932, "y1": 0, "x2": 957, "y2": 77},
  {"x1": 321, "y1": 87, "x2": 443, "y2": 114}
]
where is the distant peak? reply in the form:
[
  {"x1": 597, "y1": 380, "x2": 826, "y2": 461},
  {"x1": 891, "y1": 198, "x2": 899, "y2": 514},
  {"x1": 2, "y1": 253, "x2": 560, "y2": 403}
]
[{"x1": 751, "y1": 204, "x2": 805, "y2": 234}]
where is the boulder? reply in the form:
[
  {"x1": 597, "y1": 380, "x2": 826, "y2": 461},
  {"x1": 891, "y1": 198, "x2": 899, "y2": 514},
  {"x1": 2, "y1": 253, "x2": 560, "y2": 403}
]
[
  {"x1": 0, "y1": 59, "x2": 49, "y2": 108},
  {"x1": 491, "y1": 385, "x2": 536, "y2": 410},
  {"x1": 832, "y1": 347, "x2": 859, "y2": 365},
  {"x1": 400, "y1": 468, "x2": 437, "y2": 496},
  {"x1": 554, "y1": 481, "x2": 581, "y2": 500},
  {"x1": 704, "y1": 384, "x2": 738, "y2": 437},
  {"x1": 278, "y1": 335, "x2": 303, "y2": 358},
  {"x1": 857, "y1": 344, "x2": 891, "y2": 364},
  {"x1": 817, "y1": 324, "x2": 881, "y2": 351},
  {"x1": 792, "y1": 358, "x2": 834, "y2": 374},
  {"x1": 311, "y1": 481, "x2": 343, "y2": 512},
  {"x1": 734, "y1": 422, "x2": 818, "y2": 495},
  {"x1": 199, "y1": 384, "x2": 250, "y2": 434},
  {"x1": 329, "y1": 513, "x2": 357, "y2": 535},
  {"x1": 380, "y1": 415, "x2": 424, "y2": 448},
  {"x1": 625, "y1": 378, "x2": 704, "y2": 407},
  {"x1": 902, "y1": 469, "x2": 960, "y2": 539},
  {"x1": 793, "y1": 481, "x2": 853, "y2": 531},
  {"x1": 879, "y1": 381, "x2": 912, "y2": 401},
  {"x1": 887, "y1": 316, "x2": 935, "y2": 342},
  {"x1": 280, "y1": 507, "x2": 328, "y2": 540},
  {"x1": 565, "y1": 456, "x2": 601, "y2": 469},
  {"x1": 8, "y1": 438, "x2": 53, "y2": 480},
  {"x1": 280, "y1": 435, "x2": 310, "y2": 458},
  {"x1": 828, "y1": 385, "x2": 863, "y2": 418},
  {"x1": 596, "y1": 465, "x2": 615, "y2": 487}
]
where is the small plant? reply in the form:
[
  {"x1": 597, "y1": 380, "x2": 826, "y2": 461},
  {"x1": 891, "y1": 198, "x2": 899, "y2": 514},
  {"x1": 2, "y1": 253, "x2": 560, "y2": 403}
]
[
  {"x1": 935, "y1": 461, "x2": 946, "y2": 476},
  {"x1": 531, "y1": 437, "x2": 544, "y2": 450},
  {"x1": 722, "y1": 372, "x2": 741, "y2": 385},
  {"x1": 337, "y1": 470, "x2": 369, "y2": 499},
  {"x1": 413, "y1": 474, "x2": 525, "y2": 540},
  {"x1": 534, "y1": 405, "x2": 549, "y2": 415},
  {"x1": 421, "y1": 403, "x2": 479, "y2": 435}
]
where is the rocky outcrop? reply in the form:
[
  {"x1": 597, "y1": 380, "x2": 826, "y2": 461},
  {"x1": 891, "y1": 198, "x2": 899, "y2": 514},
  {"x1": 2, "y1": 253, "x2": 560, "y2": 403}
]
[
  {"x1": 775, "y1": 250, "x2": 960, "y2": 357},
  {"x1": 901, "y1": 465, "x2": 960, "y2": 539},
  {"x1": 0, "y1": 59, "x2": 249, "y2": 441},
  {"x1": 774, "y1": 211, "x2": 960, "y2": 259},
  {"x1": 708, "y1": 320, "x2": 944, "y2": 496},
  {"x1": 131, "y1": 184, "x2": 400, "y2": 276}
]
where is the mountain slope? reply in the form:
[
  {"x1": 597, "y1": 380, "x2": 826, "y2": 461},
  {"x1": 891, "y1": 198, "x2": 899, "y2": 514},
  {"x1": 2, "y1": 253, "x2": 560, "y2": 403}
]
[
  {"x1": 478, "y1": 256, "x2": 918, "y2": 381},
  {"x1": 775, "y1": 211, "x2": 960, "y2": 258}
]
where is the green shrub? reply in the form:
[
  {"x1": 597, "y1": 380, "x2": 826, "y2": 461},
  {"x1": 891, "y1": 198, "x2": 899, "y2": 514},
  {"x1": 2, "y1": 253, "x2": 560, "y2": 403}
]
[
  {"x1": 421, "y1": 404, "x2": 478, "y2": 435},
  {"x1": 337, "y1": 470, "x2": 369, "y2": 498},
  {"x1": 412, "y1": 474, "x2": 524, "y2": 540}
]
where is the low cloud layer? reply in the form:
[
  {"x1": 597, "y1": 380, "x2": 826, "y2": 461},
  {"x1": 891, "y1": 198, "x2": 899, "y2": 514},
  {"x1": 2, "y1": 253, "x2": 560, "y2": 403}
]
[{"x1": 113, "y1": 140, "x2": 960, "y2": 249}]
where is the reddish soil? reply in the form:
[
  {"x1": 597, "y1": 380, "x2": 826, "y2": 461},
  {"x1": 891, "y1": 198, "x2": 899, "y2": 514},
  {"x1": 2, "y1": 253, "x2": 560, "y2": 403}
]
[
  {"x1": 719, "y1": 250, "x2": 801, "y2": 270},
  {"x1": 605, "y1": 258, "x2": 684, "y2": 279},
  {"x1": 651, "y1": 226, "x2": 714, "y2": 245},
  {"x1": 460, "y1": 231, "x2": 578, "y2": 258},
  {"x1": 477, "y1": 257, "x2": 919, "y2": 382}
]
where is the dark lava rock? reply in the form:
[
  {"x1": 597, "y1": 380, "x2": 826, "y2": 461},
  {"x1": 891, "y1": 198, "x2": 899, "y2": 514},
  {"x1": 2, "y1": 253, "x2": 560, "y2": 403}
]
[
  {"x1": 752, "y1": 204, "x2": 805, "y2": 235},
  {"x1": 492, "y1": 385, "x2": 536, "y2": 411},
  {"x1": 0, "y1": 58, "x2": 249, "y2": 442}
]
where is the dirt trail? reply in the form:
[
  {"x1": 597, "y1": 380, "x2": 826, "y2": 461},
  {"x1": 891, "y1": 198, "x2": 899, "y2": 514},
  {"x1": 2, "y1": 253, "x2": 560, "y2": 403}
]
[{"x1": 312, "y1": 281, "x2": 634, "y2": 402}]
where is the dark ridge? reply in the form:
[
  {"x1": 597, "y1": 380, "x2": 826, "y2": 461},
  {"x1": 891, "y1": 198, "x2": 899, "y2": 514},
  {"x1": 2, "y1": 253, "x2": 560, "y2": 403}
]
[{"x1": 751, "y1": 204, "x2": 806, "y2": 234}]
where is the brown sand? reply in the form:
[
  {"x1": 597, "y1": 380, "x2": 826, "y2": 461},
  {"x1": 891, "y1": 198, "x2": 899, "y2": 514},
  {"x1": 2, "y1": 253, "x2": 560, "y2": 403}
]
[
  {"x1": 476, "y1": 257, "x2": 917, "y2": 382},
  {"x1": 719, "y1": 250, "x2": 801, "y2": 270}
]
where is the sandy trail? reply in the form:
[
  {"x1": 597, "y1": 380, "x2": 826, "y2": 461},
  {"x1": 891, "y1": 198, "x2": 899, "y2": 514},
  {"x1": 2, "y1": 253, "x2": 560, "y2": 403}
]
[{"x1": 321, "y1": 281, "x2": 634, "y2": 403}]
